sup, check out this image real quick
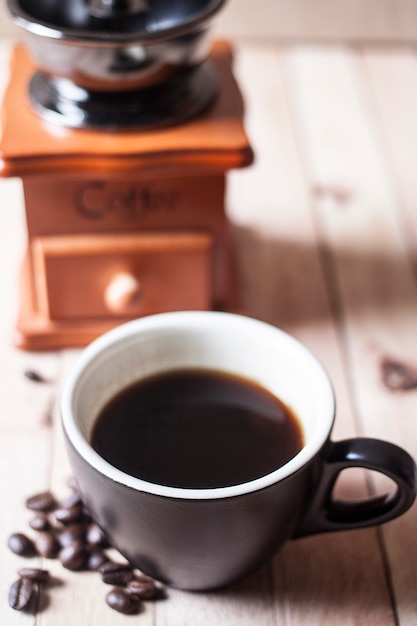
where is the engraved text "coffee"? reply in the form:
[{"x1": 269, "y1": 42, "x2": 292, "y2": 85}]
[{"x1": 76, "y1": 182, "x2": 181, "y2": 222}]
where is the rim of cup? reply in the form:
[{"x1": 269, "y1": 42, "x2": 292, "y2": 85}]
[{"x1": 61, "y1": 311, "x2": 336, "y2": 500}]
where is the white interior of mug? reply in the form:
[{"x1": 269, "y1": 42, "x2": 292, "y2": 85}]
[{"x1": 61, "y1": 311, "x2": 335, "y2": 499}]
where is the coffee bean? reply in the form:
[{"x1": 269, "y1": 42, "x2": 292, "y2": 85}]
[
  {"x1": 86, "y1": 546, "x2": 109, "y2": 571},
  {"x1": 86, "y1": 522, "x2": 108, "y2": 546},
  {"x1": 26, "y1": 491, "x2": 56, "y2": 512},
  {"x1": 59, "y1": 491, "x2": 83, "y2": 509},
  {"x1": 34, "y1": 532, "x2": 60, "y2": 559},
  {"x1": 8, "y1": 481, "x2": 164, "y2": 617},
  {"x1": 18, "y1": 567, "x2": 50, "y2": 584},
  {"x1": 53, "y1": 505, "x2": 84, "y2": 525},
  {"x1": 29, "y1": 513, "x2": 51, "y2": 532},
  {"x1": 127, "y1": 576, "x2": 159, "y2": 600},
  {"x1": 106, "y1": 587, "x2": 140, "y2": 615},
  {"x1": 8, "y1": 532, "x2": 36, "y2": 557},
  {"x1": 9, "y1": 578, "x2": 38, "y2": 612},
  {"x1": 24, "y1": 369, "x2": 48, "y2": 383},
  {"x1": 59, "y1": 543, "x2": 87, "y2": 571},
  {"x1": 99, "y1": 561, "x2": 134, "y2": 585},
  {"x1": 58, "y1": 523, "x2": 85, "y2": 547}
]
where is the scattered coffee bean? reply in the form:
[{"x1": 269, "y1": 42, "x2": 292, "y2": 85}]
[
  {"x1": 58, "y1": 523, "x2": 85, "y2": 547},
  {"x1": 7, "y1": 481, "x2": 165, "y2": 616},
  {"x1": 59, "y1": 491, "x2": 83, "y2": 509},
  {"x1": 53, "y1": 505, "x2": 84, "y2": 525},
  {"x1": 25, "y1": 491, "x2": 56, "y2": 513},
  {"x1": 34, "y1": 532, "x2": 60, "y2": 559},
  {"x1": 29, "y1": 513, "x2": 51, "y2": 532},
  {"x1": 24, "y1": 369, "x2": 48, "y2": 383},
  {"x1": 18, "y1": 568, "x2": 50, "y2": 584},
  {"x1": 59, "y1": 543, "x2": 87, "y2": 571},
  {"x1": 127, "y1": 576, "x2": 159, "y2": 600},
  {"x1": 86, "y1": 522, "x2": 108, "y2": 546},
  {"x1": 106, "y1": 587, "x2": 141, "y2": 615},
  {"x1": 381, "y1": 357, "x2": 417, "y2": 391},
  {"x1": 86, "y1": 546, "x2": 109, "y2": 571},
  {"x1": 99, "y1": 561, "x2": 134, "y2": 586},
  {"x1": 8, "y1": 532, "x2": 36, "y2": 557},
  {"x1": 9, "y1": 578, "x2": 38, "y2": 612}
]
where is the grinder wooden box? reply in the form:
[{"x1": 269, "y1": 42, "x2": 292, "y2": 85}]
[{"x1": 0, "y1": 40, "x2": 253, "y2": 350}]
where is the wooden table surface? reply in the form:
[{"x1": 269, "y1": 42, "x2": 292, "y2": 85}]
[{"x1": 1, "y1": 37, "x2": 417, "y2": 624}]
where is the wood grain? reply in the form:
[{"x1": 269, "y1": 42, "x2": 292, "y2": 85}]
[{"x1": 2, "y1": 37, "x2": 417, "y2": 624}]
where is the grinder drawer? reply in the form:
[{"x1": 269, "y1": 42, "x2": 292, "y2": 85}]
[{"x1": 32, "y1": 232, "x2": 213, "y2": 320}]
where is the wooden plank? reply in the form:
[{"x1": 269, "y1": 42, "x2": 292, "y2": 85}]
[
  {"x1": 284, "y1": 42, "x2": 417, "y2": 624},
  {"x1": 363, "y1": 47, "x2": 417, "y2": 269},
  {"x1": 156, "y1": 568, "x2": 275, "y2": 626},
  {"x1": 216, "y1": 0, "x2": 417, "y2": 42},
  {"x1": 361, "y1": 44, "x2": 417, "y2": 625},
  {"x1": 229, "y1": 43, "x2": 394, "y2": 625}
]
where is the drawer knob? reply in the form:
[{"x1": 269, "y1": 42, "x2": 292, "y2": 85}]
[{"x1": 104, "y1": 272, "x2": 142, "y2": 314}]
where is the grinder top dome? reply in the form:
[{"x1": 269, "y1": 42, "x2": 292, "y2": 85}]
[{"x1": 7, "y1": 0, "x2": 226, "y2": 43}]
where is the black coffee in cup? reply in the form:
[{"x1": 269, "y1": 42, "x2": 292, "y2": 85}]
[{"x1": 91, "y1": 368, "x2": 304, "y2": 489}]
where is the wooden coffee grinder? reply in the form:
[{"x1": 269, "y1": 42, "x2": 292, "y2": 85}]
[{"x1": 1, "y1": 0, "x2": 253, "y2": 350}]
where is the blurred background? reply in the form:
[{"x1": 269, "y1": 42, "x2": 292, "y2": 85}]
[{"x1": 1, "y1": 0, "x2": 417, "y2": 41}]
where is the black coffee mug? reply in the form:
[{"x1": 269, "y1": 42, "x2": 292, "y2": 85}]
[{"x1": 61, "y1": 312, "x2": 417, "y2": 590}]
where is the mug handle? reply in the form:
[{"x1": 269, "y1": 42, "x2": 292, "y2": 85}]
[{"x1": 293, "y1": 438, "x2": 417, "y2": 538}]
